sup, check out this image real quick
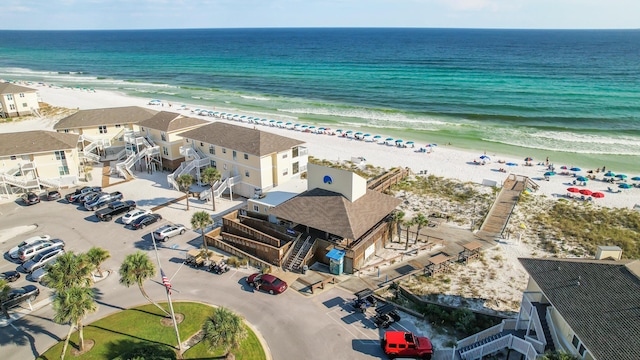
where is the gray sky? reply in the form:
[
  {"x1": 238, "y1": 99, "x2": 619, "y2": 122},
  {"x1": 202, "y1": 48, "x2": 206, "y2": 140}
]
[{"x1": 4, "y1": 0, "x2": 639, "y2": 30}]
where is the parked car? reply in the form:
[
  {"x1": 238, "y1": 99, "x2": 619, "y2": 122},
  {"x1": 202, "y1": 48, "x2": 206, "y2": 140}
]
[
  {"x1": 84, "y1": 191, "x2": 123, "y2": 211},
  {"x1": 46, "y1": 190, "x2": 61, "y2": 201},
  {"x1": 21, "y1": 247, "x2": 65, "y2": 273},
  {"x1": 1, "y1": 285, "x2": 40, "y2": 310},
  {"x1": 122, "y1": 209, "x2": 152, "y2": 225},
  {"x1": 153, "y1": 224, "x2": 186, "y2": 241},
  {"x1": 381, "y1": 331, "x2": 433, "y2": 360},
  {"x1": 18, "y1": 239, "x2": 65, "y2": 263},
  {"x1": 131, "y1": 214, "x2": 162, "y2": 230},
  {"x1": 78, "y1": 191, "x2": 103, "y2": 204},
  {"x1": 65, "y1": 186, "x2": 101, "y2": 203},
  {"x1": 28, "y1": 267, "x2": 48, "y2": 283},
  {"x1": 9, "y1": 235, "x2": 51, "y2": 259},
  {"x1": 246, "y1": 273, "x2": 288, "y2": 294},
  {"x1": 22, "y1": 192, "x2": 40, "y2": 205},
  {"x1": 95, "y1": 200, "x2": 136, "y2": 221},
  {"x1": 0, "y1": 271, "x2": 20, "y2": 282}
]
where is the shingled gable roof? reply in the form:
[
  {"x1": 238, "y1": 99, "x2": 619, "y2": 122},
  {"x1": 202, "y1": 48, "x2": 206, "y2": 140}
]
[
  {"x1": 519, "y1": 258, "x2": 640, "y2": 360},
  {"x1": 0, "y1": 82, "x2": 37, "y2": 94},
  {"x1": 0, "y1": 130, "x2": 79, "y2": 157},
  {"x1": 178, "y1": 122, "x2": 305, "y2": 157},
  {"x1": 53, "y1": 106, "x2": 158, "y2": 130},
  {"x1": 137, "y1": 111, "x2": 208, "y2": 133},
  {"x1": 269, "y1": 188, "x2": 401, "y2": 240}
]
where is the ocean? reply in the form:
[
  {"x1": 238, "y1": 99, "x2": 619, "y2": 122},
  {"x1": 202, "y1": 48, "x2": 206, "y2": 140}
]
[{"x1": 0, "y1": 28, "x2": 639, "y2": 172}]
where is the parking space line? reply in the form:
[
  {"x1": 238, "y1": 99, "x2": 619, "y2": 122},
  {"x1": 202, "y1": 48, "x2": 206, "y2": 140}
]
[{"x1": 325, "y1": 307, "x2": 379, "y2": 340}]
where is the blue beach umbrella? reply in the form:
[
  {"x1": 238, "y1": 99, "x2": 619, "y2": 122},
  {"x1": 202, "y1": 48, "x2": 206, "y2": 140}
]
[
  {"x1": 385, "y1": 137, "x2": 394, "y2": 141},
  {"x1": 506, "y1": 162, "x2": 518, "y2": 167},
  {"x1": 544, "y1": 171, "x2": 556, "y2": 176},
  {"x1": 396, "y1": 139, "x2": 404, "y2": 143},
  {"x1": 576, "y1": 176, "x2": 588, "y2": 182},
  {"x1": 619, "y1": 183, "x2": 632, "y2": 189},
  {"x1": 355, "y1": 131, "x2": 363, "y2": 135},
  {"x1": 480, "y1": 155, "x2": 491, "y2": 160},
  {"x1": 570, "y1": 167, "x2": 582, "y2": 172},
  {"x1": 336, "y1": 129, "x2": 343, "y2": 133},
  {"x1": 364, "y1": 134, "x2": 371, "y2": 137},
  {"x1": 406, "y1": 141, "x2": 414, "y2": 145},
  {"x1": 346, "y1": 130, "x2": 354, "y2": 134},
  {"x1": 373, "y1": 135, "x2": 382, "y2": 139},
  {"x1": 632, "y1": 176, "x2": 640, "y2": 181},
  {"x1": 615, "y1": 174, "x2": 627, "y2": 180},
  {"x1": 604, "y1": 171, "x2": 616, "y2": 177}
]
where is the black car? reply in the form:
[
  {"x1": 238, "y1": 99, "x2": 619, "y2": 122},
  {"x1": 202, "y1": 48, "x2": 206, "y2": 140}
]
[
  {"x1": 131, "y1": 214, "x2": 162, "y2": 229},
  {"x1": 65, "y1": 186, "x2": 102, "y2": 203},
  {"x1": 46, "y1": 190, "x2": 61, "y2": 201},
  {"x1": 0, "y1": 271, "x2": 20, "y2": 282},
  {"x1": 1, "y1": 285, "x2": 40, "y2": 310},
  {"x1": 22, "y1": 192, "x2": 40, "y2": 205}
]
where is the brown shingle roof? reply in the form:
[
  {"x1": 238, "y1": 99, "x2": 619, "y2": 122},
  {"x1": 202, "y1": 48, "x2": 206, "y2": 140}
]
[
  {"x1": 53, "y1": 106, "x2": 158, "y2": 130},
  {"x1": 0, "y1": 82, "x2": 37, "y2": 94},
  {"x1": 0, "y1": 130, "x2": 79, "y2": 157},
  {"x1": 269, "y1": 188, "x2": 401, "y2": 240},
  {"x1": 137, "y1": 111, "x2": 208, "y2": 133},
  {"x1": 178, "y1": 122, "x2": 305, "y2": 157},
  {"x1": 519, "y1": 258, "x2": 640, "y2": 360}
]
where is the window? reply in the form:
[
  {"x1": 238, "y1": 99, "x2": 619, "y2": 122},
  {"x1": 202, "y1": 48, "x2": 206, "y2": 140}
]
[
  {"x1": 292, "y1": 147, "x2": 299, "y2": 157},
  {"x1": 253, "y1": 205, "x2": 259, "y2": 212},
  {"x1": 186, "y1": 139, "x2": 189, "y2": 143},
  {"x1": 115, "y1": 124, "x2": 122, "y2": 128},
  {"x1": 161, "y1": 132, "x2": 167, "y2": 141},
  {"x1": 399, "y1": 344, "x2": 406, "y2": 349},
  {"x1": 58, "y1": 166, "x2": 70, "y2": 175},
  {"x1": 22, "y1": 103, "x2": 28, "y2": 108},
  {"x1": 209, "y1": 145, "x2": 215, "y2": 154},
  {"x1": 9, "y1": 104, "x2": 15, "y2": 110},
  {"x1": 282, "y1": 168, "x2": 288, "y2": 176},
  {"x1": 293, "y1": 162, "x2": 299, "y2": 174},
  {"x1": 233, "y1": 150, "x2": 237, "y2": 160},
  {"x1": 54, "y1": 151, "x2": 66, "y2": 160},
  {"x1": 579, "y1": 344, "x2": 586, "y2": 356},
  {"x1": 99, "y1": 125, "x2": 107, "y2": 134},
  {"x1": 140, "y1": 127, "x2": 145, "y2": 132},
  {"x1": 222, "y1": 148, "x2": 227, "y2": 154},
  {"x1": 244, "y1": 153, "x2": 248, "y2": 160},
  {"x1": 388, "y1": 344, "x2": 397, "y2": 349},
  {"x1": 572, "y1": 335, "x2": 579, "y2": 348},
  {"x1": 264, "y1": 207, "x2": 268, "y2": 213},
  {"x1": 210, "y1": 160, "x2": 217, "y2": 168},
  {"x1": 282, "y1": 153, "x2": 288, "y2": 159},
  {"x1": 163, "y1": 146, "x2": 169, "y2": 156},
  {"x1": 10, "y1": 155, "x2": 17, "y2": 160},
  {"x1": 19, "y1": 93, "x2": 25, "y2": 98},
  {"x1": 200, "y1": 142, "x2": 204, "y2": 147},
  {"x1": 63, "y1": 129, "x2": 70, "y2": 133},
  {"x1": 223, "y1": 164, "x2": 228, "y2": 170},
  {"x1": 245, "y1": 170, "x2": 250, "y2": 177},
  {"x1": 6, "y1": 94, "x2": 13, "y2": 100}
]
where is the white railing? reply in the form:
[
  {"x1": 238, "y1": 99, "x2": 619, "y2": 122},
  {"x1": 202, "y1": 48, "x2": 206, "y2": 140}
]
[
  {"x1": 457, "y1": 322, "x2": 506, "y2": 348},
  {"x1": 38, "y1": 177, "x2": 61, "y2": 189},
  {"x1": 3, "y1": 166, "x2": 21, "y2": 177},
  {"x1": 0, "y1": 174, "x2": 39, "y2": 189},
  {"x1": 80, "y1": 151, "x2": 101, "y2": 162},
  {"x1": 529, "y1": 306, "x2": 546, "y2": 348},
  {"x1": 460, "y1": 334, "x2": 540, "y2": 360},
  {"x1": 510, "y1": 336, "x2": 540, "y2": 360}
]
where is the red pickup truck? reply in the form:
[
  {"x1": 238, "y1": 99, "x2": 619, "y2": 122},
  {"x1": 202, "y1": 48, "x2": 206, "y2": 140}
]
[{"x1": 381, "y1": 331, "x2": 433, "y2": 359}]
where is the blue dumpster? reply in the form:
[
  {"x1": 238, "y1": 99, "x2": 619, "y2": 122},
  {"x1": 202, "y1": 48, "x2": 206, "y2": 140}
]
[{"x1": 326, "y1": 248, "x2": 346, "y2": 275}]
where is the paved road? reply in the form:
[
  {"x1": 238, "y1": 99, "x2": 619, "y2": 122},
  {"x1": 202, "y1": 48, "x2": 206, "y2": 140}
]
[{"x1": 0, "y1": 195, "x2": 420, "y2": 360}]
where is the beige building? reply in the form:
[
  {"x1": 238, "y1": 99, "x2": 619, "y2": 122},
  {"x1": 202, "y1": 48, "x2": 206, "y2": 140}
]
[
  {"x1": 136, "y1": 111, "x2": 208, "y2": 171},
  {"x1": 173, "y1": 122, "x2": 308, "y2": 199},
  {"x1": 0, "y1": 82, "x2": 40, "y2": 118},
  {"x1": 0, "y1": 130, "x2": 80, "y2": 194},
  {"x1": 53, "y1": 106, "x2": 158, "y2": 162},
  {"x1": 456, "y1": 247, "x2": 640, "y2": 360}
]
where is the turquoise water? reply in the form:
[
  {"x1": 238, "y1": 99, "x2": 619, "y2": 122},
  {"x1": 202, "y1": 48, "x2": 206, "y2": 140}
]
[{"x1": 0, "y1": 28, "x2": 638, "y2": 172}]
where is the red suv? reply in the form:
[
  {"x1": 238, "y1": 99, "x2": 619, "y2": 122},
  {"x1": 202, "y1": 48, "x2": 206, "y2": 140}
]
[
  {"x1": 381, "y1": 331, "x2": 433, "y2": 359},
  {"x1": 246, "y1": 273, "x2": 287, "y2": 294}
]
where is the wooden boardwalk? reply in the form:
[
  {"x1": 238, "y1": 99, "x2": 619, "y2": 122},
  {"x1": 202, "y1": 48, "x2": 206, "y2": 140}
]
[{"x1": 476, "y1": 175, "x2": 528, "y2": 242}]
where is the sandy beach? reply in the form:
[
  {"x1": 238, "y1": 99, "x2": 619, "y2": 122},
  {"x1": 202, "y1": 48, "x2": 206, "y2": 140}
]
[{"x1": 6, "y1": 83, "x2": 639, "y2": 211}]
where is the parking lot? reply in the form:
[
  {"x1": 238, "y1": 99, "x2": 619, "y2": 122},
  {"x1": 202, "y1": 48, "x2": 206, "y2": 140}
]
[{"x1": 0, "y1": 184, "x2": 440, "y2": 360}]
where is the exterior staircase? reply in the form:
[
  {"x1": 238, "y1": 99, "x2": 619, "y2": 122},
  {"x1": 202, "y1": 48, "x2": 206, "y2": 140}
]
[
  {"x1": 199, "y1": 175, "x2": 242, "y2": 201},
  {"x1": 167, "y1": 145, "x2": 210, "y2": 190},
  {"x1": 79, "y1": 134, "x2": 111, "y2": 163},
  {"x1": 284, "y1": 235, "x2": 315, "y2": 272},
  {"x1": 532, "y1": 302, "x2": 555, "y2": 353},
  {"x1": 115, "y1": 132, "x2": 160, "y2": 179},
  {"x1": 476, "y1": 174, "x2": 527, "y2": 242}
]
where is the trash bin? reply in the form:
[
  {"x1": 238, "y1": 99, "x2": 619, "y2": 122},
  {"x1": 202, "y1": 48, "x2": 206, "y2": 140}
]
[{"x1": 302, "y1": 265, "x2": 308, "y2": 274}]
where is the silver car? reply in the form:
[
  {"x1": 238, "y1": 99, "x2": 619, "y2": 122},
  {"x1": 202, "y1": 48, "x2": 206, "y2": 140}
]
[
  {"x1": 122, "y1": 209, "x2": 152, "y2": 225},
  {"x1": 153, "y1": 224, "x2": 186, "y2": 242},
  {"x1": 18, "y1": 239, "x2": 65, "y2": 263},
  {"x1": 9, "y1": 235, "x2": 51, "y2": 259},
  {"x1": 22, "y1": 247, "x2": 65, "y2": 273}
]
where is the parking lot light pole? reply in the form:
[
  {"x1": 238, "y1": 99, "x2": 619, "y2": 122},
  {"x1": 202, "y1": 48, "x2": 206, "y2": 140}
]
[{"x1": 151, "y1": 232, "x2": 183, "y2": 354}]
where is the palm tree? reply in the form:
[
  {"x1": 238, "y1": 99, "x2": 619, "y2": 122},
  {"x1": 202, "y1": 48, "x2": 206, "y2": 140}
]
[
  {"x1": 86, "y1": 247, "x2": 110, "y2": 278},
  {"x1": 52, "y1": 286, "x2": 97, "y2": 360},
  {"x1": 192, "y1": 211, "x2": 213, "y2": 249},
  {"x1": 403, "y1": 218, "x2": 415, "y2": 250},
  {"x1": 202, "y1": 307, "x2": 248, "y2": 358},
  {"x1": 0, "y1": 279, "x2": 11, "y2": 319},
  {"x1": 390, "y1": 211, "x2": 405, "y2": 242},
  {"x1": 201, "y1": 167, "x2": 222, "y2": 211},
  {"x1": 412, "y1": 213, "x2": 429, "y2": 243},
  {"x1": 176, "y1": 173, "x2": 195, "y2": 211},
  {"x1": 44, "y1": 252, "x2": 94, "y2": 292},
  {"x1": 119, "y1": 251, "x2": 169, "y2": 316},
  {"x1": 541, "y1": 352, "x2": 580, "y2": 360}
]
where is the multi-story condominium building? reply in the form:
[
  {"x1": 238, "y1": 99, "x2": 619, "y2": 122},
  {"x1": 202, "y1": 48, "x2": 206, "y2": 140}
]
[
  {"x1": 0, "y1": 82, "x2": 40, "y2": 118},
  {"x1": 0, "y1": 130, "x2": 80, "y2": 194}
]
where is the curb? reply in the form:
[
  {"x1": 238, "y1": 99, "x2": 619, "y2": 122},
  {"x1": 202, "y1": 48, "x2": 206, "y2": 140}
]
[{"x1": 0, "y1": 295, "x2": 54, "y2": 328}]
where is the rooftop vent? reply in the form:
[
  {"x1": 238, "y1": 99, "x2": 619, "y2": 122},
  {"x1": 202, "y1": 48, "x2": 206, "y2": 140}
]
[{"x1": 595, "y1": 246, "x2": 622, "y2": 260}]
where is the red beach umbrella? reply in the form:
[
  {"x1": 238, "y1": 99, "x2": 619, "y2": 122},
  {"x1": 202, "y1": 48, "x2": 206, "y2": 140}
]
[
  {"x1": 592, "y1": 192, "x2": 605, "y2": 198},
  {"x1": 567, "y1": 187, "x2": 580, "y2": 193},
  {"x1": 579, "y1": 189, "x2": 593, "y2": 196}
]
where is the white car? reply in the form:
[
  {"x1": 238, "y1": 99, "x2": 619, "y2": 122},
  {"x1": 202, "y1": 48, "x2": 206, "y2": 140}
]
[
  {"x1": 9, "y1": 235, "x2": 51, "y2": 259},
  {"x1": 122, "y1": 209, "x2": 152, "y2": 225}
]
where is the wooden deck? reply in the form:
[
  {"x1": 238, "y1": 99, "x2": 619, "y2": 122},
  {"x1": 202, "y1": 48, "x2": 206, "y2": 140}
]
[{"x1": 476, "y1": 174, "x2": 528, "y2": 241}]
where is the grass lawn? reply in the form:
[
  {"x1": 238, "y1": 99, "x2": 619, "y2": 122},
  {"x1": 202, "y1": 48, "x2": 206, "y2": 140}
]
[
  {"x1": 37, "y1": 302, "x2": 266, "y2": 360},
  {"x1": 183, "y1": 324, "x2": 266, "y2": 360}
]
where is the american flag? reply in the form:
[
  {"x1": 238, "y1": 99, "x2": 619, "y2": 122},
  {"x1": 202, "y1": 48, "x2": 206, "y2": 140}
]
[{"x1": 161, "y1": 269, "x2": 172, "y2": 294}]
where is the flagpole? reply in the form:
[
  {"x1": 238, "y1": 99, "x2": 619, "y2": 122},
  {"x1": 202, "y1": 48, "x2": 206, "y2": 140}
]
[{"x1": 151, "y1": 231, "x2": 183, "y2": 353}]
